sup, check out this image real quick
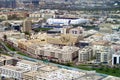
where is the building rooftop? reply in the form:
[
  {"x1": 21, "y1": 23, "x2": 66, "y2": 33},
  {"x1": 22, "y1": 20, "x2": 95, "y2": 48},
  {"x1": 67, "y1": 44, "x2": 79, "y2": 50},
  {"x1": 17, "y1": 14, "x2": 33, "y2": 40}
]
[
  {"x1": 92, "y1": 40, "x2": 110, "y2": 46},
  {"x1": 103, "y1": 76, "x2": 120, "y2": 80},
  {"x1": 24, "y1": 71, "x2": 39, "y2": 77},
  {"x1": 17, "y1": 60, "x2": 45, "y2": 67},
  {"x1": 0, "y1": 55, "x2": 13, "y2": 62},
  {"x1": 39, "y1": 65, "x2": 58, "y2": 72},
  {"x1": 37, "y1": 44, "x2": 79, "y2": 54},
  {"x1": 0, "y1": 65, "x2": 26, "y2": 72},
  {"x1": 37, "y1": 68, "x2": 85, "y2": 80}
]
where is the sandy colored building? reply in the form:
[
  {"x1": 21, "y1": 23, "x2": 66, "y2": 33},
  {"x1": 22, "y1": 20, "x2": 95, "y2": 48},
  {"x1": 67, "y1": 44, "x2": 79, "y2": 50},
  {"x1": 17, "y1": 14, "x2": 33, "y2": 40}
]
[
  {"x1": 79, "y1": 46, "x2": 93, "y2": 63},
  {"x1": 47, "y1": 34, "x2": 82, "y2": 46},
  {"x1": 22, "y1": 19, "x2": 32, "y2": 33}
]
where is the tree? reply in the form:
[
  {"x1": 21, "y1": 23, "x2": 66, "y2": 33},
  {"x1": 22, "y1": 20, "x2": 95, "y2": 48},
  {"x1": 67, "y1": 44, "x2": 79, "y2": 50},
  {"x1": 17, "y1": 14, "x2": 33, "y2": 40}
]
[
  {"x1": 65, "y1": 62, "x2": 73, "y2": 66},
  {"x1": 24, "y1": 31, "x2": 30, "y2": 36},
  {"x1": 4, "y1": 22, "x2": 11, "y2": 27},
  {"x1": 24, "y1": 31, "x2": 31, "y2": 40}
]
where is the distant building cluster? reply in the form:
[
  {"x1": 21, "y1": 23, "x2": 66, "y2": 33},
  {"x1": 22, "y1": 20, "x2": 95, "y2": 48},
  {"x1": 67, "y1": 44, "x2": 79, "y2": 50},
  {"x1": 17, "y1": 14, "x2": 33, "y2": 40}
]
[
  {"x1": 0, "y1": 0, "x2": 119, "y2": 9},
  {"x1": 0, "y1": 0, "x2": 16, "y2": 8},
  {"x1": 0, "y1": 7, "x2": 120, "y2": 80}
]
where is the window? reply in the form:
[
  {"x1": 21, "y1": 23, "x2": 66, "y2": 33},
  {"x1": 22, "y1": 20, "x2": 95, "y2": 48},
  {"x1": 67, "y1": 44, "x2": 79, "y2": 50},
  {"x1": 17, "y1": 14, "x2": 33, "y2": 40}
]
[
  {"x1": 51, "y1": 52, "x2": 55, "y2": 57},
  {"x1": 40, "y1": 50, "x2": 44, "y2": 55},
  {"x1": 72, "y1": 31, "x2": 74, "y2": 34},
  {"x1": 58, "y1": 53, "x2": 62, "y2": 59},
  {"x1": 114, "y1": 57, "x2": 117, "y2": 64},
  {"x1": 119, "y1": 57, "x2": 120, "y2": 64},
  {"x1": 75, "y1": 31, "x2": 77, "y2": 34}
]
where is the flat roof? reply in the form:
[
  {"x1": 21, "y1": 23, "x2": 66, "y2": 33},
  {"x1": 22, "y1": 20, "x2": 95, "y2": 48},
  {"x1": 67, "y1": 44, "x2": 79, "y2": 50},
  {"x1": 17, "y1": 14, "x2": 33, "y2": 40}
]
[
  {"x1": 0, "y1": 55, "x2": 13, "y2": 62},
  {"x1": 24, "y1": 71, "x2": 39, "y2": 77},
  {"x1": 39, "y1": 65, "x2": 58, "y2": 72},
  {"x1": 37, "y1": 68, "x2": 85, "y2": 80},
  {"x1": 17, "y1": 60, "x2": 38, "y2": 65},
  {"x1": 0, "y1": 65, "x2": 26, "y2": 72}
]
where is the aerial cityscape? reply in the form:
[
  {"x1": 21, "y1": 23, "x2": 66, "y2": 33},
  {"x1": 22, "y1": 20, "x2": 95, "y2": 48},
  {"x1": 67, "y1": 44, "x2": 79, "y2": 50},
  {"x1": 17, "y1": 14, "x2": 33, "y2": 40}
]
[{"x1": 0, "y1": 0, "x2": 120, "y2": 80}]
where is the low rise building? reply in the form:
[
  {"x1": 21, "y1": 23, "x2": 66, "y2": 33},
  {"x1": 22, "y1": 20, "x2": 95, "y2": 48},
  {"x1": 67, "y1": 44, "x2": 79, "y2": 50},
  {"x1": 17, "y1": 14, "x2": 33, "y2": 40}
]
[
  {"x1": 69, "y1": 27, "x2": 84, "y2": 35},
  {"x1": 23, "y1": 66, "x2": 58, "y2": 80},
  {"x1": 35, "y1": 45, "x2": 79, "y2": 63},
  {"x1": 23, "y1": 68, "x2": 86, "y2": 80},
  {"x1": 0, "y1": 55, "x2": 13, "y2": 66},
  {"x1": 23, "y1": 71, "x2": 38, "y2": 80},
  {"x1": 95, "y1": 49, "x2": 112, "y2": 63},
  {"x1": 85, "y1": 33, "x2": 104, "y2": 42},
  {"x1": 29, "y1": 12, "x2": 41, "y2": 18},
  {"x1": 79, "y1": 40, "x2": 92, "y2": 48},
  {"x1": 92, "y1": 40, "x2": 111, "y2": 55},
  {"x1": 0, "y1": 65, "x2": 27, "y2": 80},
  {"x1": 36, "y1": 69, "x2": 85, "y2": 80},
  {"x1": 16, "y1": 60, "x2": 45, "y2": 71},
  {"x1": 92, "y1": 41, "x2": 112, "y2": 63},
  {"x1": 0, "y1": 55, "x2": 109, "y2": 80}
]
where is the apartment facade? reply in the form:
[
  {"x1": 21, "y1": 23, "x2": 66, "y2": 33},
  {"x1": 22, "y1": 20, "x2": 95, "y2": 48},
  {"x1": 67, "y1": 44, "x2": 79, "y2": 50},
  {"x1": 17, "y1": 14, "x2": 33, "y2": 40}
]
[
  {"x1": 16, "y1": 60, "x2": 43, "y2": 71},
  {"x1": 79, "y1": 46, "x2": 93, "y2": 63},
  {"x1": 0, "y1": 65, "x2": 26, "y2": 80},
  {"x1": 35, "y1": 45, "x2": 79, "y2": 63}
]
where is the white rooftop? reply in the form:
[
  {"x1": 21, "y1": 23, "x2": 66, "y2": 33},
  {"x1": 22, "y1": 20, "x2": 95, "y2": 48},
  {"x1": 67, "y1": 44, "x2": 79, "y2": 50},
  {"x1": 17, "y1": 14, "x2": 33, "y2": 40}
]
[{"x1": 37, "y1": 68, "x2": 85, "y2": 80}]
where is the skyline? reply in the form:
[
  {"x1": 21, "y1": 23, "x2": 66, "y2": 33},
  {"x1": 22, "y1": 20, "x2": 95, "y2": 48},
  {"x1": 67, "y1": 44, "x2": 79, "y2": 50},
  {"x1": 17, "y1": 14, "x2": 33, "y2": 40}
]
[{"x1": 0, "y1": 0, "x2": 120, "y2": 80}]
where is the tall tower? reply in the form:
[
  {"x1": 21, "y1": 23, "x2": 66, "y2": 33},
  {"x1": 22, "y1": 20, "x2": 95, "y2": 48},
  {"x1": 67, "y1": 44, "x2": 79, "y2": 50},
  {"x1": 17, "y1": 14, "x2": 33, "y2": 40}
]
[
  {"x1": 22, "y1": 19, "x2": 32, "y2": 33},
  {"x1": 32, "y1": 0, "x2": 39, "y2": 8},
  {"x1": 5, "y1": 0, "x2": 16, "y2": 8}
]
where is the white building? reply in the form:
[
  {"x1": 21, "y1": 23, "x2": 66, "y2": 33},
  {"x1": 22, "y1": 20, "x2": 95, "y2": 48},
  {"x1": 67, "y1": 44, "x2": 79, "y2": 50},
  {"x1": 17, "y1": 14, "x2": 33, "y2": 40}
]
[
  {"x1": 29, "y1": 12, "x2": 41, "y2": 18},
  {"x1": 0, "y1": 65, "x2": 26, "y2": 80},
  {"x1": 112, "y1": 50, "x2": 120, "y2": 65},
  {"x1": 16, "y1": 60, "x2": 44, "y2": 71},
  {"x1": 47, "y1": 18, "x2": 89, "y2": 25},
  {"x1": 103, "y1": 32, "x2": 120, "y2": 42}
]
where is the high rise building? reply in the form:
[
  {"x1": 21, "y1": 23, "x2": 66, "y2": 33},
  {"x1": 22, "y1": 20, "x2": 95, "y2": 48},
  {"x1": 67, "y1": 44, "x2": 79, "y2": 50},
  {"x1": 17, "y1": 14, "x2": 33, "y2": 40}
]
[
  {"x1": 17, "y1": 0, "x2": 39, "y2": 8},
  {"x1": 0, "y1": 0, "x2": 16, "y2": 8},
  {"x1": 32, "y1": 0, "x2": 39, "y2": 7},
  {"x1": 22, "y1": 19, "x2": 32, "y2": 33}
]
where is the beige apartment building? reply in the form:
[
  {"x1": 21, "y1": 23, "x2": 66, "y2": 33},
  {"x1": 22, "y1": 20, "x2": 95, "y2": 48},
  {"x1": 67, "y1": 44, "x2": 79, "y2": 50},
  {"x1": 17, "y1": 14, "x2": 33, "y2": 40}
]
[
  {"x1": 47, "y1": 34, "x2": 82, "y2": 46},
  {"x1": 18, "y1": 33, "x2": 82, "y2": 50},
  {"x1": 92, "y1": 41, "x2": 112, "y2": 63},
  {"x1": 22, "y1": 19, "x2": 32, "y2": 33},
  {"x1": 25, "y1": 44, "x2": 80, "y2": 63},
  {"x1": 79, "y1": 46, "x2": 93, "y2": 63}
]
